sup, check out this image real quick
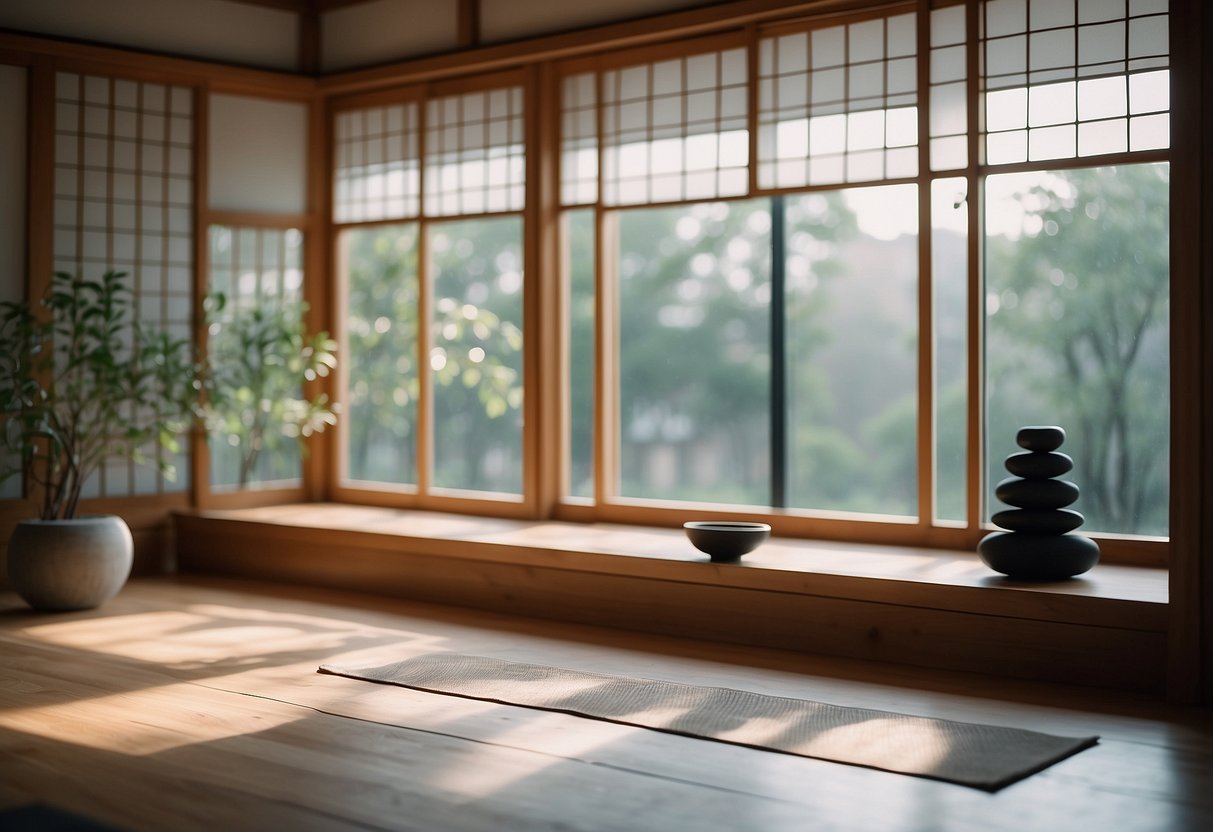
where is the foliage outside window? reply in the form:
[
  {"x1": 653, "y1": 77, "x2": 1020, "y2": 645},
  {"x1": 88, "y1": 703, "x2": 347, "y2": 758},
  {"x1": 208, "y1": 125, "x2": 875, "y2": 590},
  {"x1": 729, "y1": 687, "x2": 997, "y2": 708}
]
[
  {"x1": 205, "y1": 226, "x2": 336, "y2": 490},
  {"x1": 984, "y1": 163, "x2": 1169, "y2": 536}
]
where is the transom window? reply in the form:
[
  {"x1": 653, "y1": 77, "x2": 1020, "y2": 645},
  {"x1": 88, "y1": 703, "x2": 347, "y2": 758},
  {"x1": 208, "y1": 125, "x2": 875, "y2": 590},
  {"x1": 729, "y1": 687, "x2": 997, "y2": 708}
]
[
  {"x1": 333, "y1": 101, "x2": 420, "y2": 222},
  {"x1": 981, "y1": 0, "x2": 1169, "y2": 163},
  {"x1": 757, "y1": 12, "x2": 918, "y2": 187}
]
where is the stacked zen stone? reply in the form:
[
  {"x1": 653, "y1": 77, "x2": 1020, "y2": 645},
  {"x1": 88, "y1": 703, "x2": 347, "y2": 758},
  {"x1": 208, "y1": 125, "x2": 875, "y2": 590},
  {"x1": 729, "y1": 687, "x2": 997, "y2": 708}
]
[{"x1": 978, "y1": 425, "x2": 1100, "y2": 580}]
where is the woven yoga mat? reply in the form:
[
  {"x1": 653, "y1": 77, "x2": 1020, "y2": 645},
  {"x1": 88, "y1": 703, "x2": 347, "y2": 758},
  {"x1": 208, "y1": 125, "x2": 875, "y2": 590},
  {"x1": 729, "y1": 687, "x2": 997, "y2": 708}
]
[{"x1": 318, "y1": 653, "x2": 1097, "y2": 791}]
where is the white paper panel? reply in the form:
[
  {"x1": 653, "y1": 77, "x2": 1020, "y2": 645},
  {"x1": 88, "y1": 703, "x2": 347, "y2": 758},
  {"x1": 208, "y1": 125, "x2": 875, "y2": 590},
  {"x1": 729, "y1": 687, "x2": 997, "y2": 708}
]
[{"x1": 209, "y1": 93, "x2": 308, "y2": 214}]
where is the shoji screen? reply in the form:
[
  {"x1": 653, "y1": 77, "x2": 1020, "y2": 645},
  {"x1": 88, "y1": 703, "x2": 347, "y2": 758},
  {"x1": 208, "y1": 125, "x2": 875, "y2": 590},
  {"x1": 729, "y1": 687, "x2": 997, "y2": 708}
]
[{"x1": 52, "y1": 72, "x2": 194, "y2": 498}]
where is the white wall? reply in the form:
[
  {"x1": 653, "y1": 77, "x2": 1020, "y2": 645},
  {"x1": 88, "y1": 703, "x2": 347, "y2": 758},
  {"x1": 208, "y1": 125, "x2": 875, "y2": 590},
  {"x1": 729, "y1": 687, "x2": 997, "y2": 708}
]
[
  {"x1": 0, "y1": 0, "x2": 298, "y2": 71},
  {"x1": 209, "y1": 93, "x2": 308, "y2": 215},
  {"x1": 0, "y1": 66, "x2": 26, "y2": 305},
  {"x1": 480, "y1": 0, "x2": 716, "y2": 44},
  {"x1": 321, "y1": 0, "x2": 458, "y2": 72}
]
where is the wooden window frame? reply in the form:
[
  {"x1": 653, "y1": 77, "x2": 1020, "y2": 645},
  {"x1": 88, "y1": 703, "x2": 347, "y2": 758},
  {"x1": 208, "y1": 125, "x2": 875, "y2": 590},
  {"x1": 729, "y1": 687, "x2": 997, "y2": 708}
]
[{"x1": 193, "y1": 82, "x2": 321, "y2": 511}]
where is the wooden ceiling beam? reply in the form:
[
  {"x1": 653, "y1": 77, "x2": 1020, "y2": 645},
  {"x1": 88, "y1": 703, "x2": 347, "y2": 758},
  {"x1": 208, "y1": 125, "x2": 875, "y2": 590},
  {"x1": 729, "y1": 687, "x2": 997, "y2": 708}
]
[{"x1": 457, "y1": 0, "x2": 479, "y2": 49}]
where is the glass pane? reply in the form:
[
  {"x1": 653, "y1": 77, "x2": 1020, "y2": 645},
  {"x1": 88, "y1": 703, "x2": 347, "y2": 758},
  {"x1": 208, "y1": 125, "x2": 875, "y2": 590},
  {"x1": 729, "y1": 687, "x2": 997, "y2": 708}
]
[
  {"x1": 984, "y1": 163, "x2": 1169, "y2": 536},
  {"x1": 617, "y1": 200, "x2": 771, "y2": 505},
  {"x1": 932, "y1": 178, "x2": 969, "y2": 522},
  {"x1": 785, "y1": 184, "x2": 918, "y2": 516},
  {"x1": 430, "y1": 217, "x2": 525, "y2": 494},
  {"x1": 341, "y1": 224, "x2": 420, "y2": 486},
  {"x1": 566, "y1": 209, "x2": 595, "y2": 499},
  {"x1": 207, "y1": 226, "x2": 305, "y2": 490}
]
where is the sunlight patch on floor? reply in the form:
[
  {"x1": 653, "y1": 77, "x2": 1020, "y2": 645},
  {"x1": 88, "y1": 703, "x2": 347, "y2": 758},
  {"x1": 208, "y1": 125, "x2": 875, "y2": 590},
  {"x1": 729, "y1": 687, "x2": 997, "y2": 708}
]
[
  {"x1": 17, "y1": 604, "x2": 448, "y2": 671},
  {"x1": 18, "y1": 610, "x2": 214, "y2": 650},
  {"x1": 0, "y1": 682, "x2": 301, "y2": 755}
]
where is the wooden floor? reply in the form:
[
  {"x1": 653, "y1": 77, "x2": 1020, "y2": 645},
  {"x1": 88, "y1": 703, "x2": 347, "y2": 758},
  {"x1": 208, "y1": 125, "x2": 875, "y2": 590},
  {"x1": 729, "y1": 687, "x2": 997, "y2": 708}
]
[{"x1": 1, "y1": 578, "x2": 1209, "y2": 831}]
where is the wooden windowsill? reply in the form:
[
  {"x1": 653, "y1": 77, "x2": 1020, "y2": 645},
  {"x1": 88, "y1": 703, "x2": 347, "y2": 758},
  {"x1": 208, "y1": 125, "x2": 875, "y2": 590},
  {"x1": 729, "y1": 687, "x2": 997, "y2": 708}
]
[{"x1": 177, "y1": 502, "x2": 1168, "y2": 633}]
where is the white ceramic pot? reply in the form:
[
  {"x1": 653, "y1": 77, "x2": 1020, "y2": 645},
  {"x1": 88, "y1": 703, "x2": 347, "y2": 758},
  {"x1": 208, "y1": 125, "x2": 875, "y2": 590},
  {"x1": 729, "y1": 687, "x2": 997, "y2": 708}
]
[{"x1": 7, "y1": 515, "x2": 133, "y2": 611}]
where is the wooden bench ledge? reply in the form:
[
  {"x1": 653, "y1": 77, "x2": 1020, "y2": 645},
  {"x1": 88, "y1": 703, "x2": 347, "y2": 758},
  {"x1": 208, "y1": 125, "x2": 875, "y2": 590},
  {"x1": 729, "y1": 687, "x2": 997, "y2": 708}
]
[{"x1": 173, "y1": 503, "x2": 1169, "y2": 693}]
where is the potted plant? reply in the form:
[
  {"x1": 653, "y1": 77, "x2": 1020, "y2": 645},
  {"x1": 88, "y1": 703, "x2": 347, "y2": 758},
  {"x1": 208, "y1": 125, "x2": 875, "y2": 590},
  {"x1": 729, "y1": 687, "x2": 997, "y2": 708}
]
[
  {"x1": 198, "y1": 291, "x2": 336, "y2": 489},
  {"x1": 0, "y1": 271, "x2": 195, "y2": 610}
]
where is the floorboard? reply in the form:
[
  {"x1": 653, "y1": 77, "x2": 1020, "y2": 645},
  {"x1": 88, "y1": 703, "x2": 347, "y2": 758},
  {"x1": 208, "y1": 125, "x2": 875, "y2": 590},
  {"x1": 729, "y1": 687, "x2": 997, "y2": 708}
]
[{"x1": 0, "y1": 577, "x2": 1209, "y2": 831}]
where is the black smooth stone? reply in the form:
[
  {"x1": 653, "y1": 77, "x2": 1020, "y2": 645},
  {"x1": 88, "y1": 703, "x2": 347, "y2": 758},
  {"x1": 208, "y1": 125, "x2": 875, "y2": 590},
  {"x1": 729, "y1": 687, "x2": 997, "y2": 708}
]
[
  {"x1": 1004, "y1": 451, "x2": 1073, "y2": 480},
  {"x1": 1016, "y1": 425, "x2": 1066, "y2": 452},
  {"x1": 991, "y1": 508, "x2": 1085, "y2": 534},
  {"x1": 995, "y1": 476, "x2": 1079, "y2": 509},
  {"x1": 978, "y1": 531, "x2": 1100, "y2": 580}
]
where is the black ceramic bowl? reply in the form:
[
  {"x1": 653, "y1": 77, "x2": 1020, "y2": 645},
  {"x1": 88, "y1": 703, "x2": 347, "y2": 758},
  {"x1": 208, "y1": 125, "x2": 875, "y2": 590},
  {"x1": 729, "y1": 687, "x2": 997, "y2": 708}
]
[{"x1": 684, "y1": 521, "x2": 771, "y2": 562}]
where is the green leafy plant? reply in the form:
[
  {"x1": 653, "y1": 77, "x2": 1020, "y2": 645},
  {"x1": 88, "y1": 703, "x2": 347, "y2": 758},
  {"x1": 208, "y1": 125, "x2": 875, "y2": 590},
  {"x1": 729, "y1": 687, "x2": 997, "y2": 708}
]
[
  {"x1": 0, "y1": 271, "x2": 195, "y2": 520},
  {"x1": 199, "y1": 291, "x2": 337, "y2": 488}
]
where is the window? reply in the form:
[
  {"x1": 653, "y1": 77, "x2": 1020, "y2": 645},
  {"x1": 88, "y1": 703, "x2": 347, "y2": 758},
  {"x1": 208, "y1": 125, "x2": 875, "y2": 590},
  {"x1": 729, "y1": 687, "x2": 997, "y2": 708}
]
[
  {"x1": 335, "y1": 76, "x2": 527, "y2": 505},
  {"x1": 206, "y1": 224, "x2": 308, "y2": 490},
  {"x1": 560, "y1": 32, "x2": 928, "y2": 521},
  {"x1": 984, "y1": 164, "x2": 1169, "y2": 537},
  {"x1": 616, "y1": 198, "x2": 771, "y2": 504},
  {"x1": 341, "y1": 223, "x2": 420, "y2": 486},
  {"x1": 783, "y1": 184, "x2": 919, "y2": 516},
  {"x1": 979, "y1": 0, "x2": 1170, "y2": 537},
  {"x1": 549, "y1": 1, "x2": 1169, "y2": 553},
  {"x1": 334, "y1": 1, "x2": 1171, "y2": 558}
]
